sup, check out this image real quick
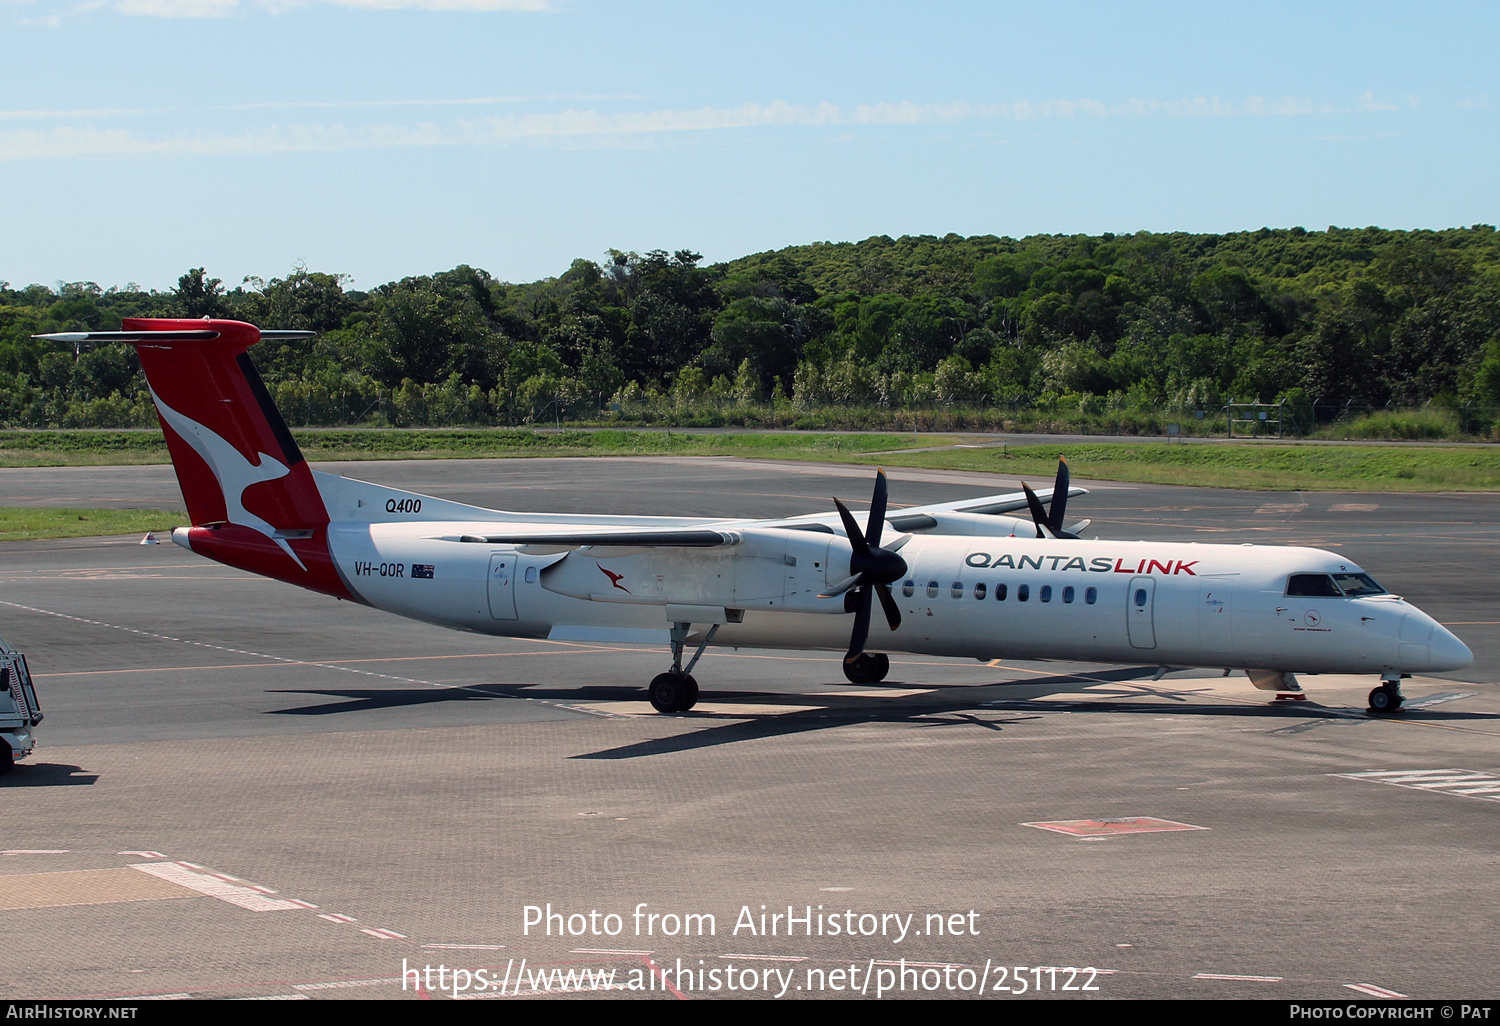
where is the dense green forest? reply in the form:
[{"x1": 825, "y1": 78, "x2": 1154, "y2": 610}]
[{"x1": 4, "y1": 226, "x2": 1500, "y2": 435}]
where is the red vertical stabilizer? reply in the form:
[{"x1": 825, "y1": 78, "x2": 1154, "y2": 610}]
[{"x1": 124, "y1": 318, "x2": 351, "y2": 600}]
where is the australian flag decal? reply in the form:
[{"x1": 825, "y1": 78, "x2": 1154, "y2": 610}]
[{"x1": 411, "y1": 564, "x2": 435, "y2": 579}]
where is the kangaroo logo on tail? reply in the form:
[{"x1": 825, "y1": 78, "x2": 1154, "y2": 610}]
[{"x1": 146, "y1": 383, "x2": 307, "y2": 570}]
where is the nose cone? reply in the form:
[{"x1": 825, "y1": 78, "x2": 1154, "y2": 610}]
[{"x1": 1427, "y1": 625, "x2": 1474, "y2": 671}]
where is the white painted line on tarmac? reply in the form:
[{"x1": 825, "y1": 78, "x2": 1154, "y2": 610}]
[
  {"x1": 230, "y1": 995, "x2": 310, "y2": 1000},
  {"x1": 1334, "y1": 769, "x2": 1500, "y2": 803},
  {"x1": 361, "y1": 928, "x2": 408, "y2": 940},
  {"x1": 1194, "y1": 973, "x2": 1283, "y2": 981},
  {"x1": 1346, "y1": 983, "x2": 1409, "y2": 999},
  {"x1": 294, "y1": 978, "x2": 403, "y2": 991},
  {"x1": 2, "y1": 850, "x2": 69, "y2": 855},
  {"x1": 318, "y1": 913, "x2": 357, "y2": 923},
  {"x1": 129, "y1": 862, "x2": 303, "y2": 912},
  {"x1": 425, "y1": 943, "x2": 506, "y2": 950},
  {"x1": 571, "y1": 947, "x2": 653, "y2": 955},
  {"x1": 718, "y1": 954, "x2": 807, "y2": 962},
  {"x1": 117, "y1": 851, "x2": 167, "y2": 859}
]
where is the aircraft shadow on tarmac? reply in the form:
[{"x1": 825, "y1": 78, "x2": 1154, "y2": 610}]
[
  {"x1": 263, "y1": 667, "x2": 1499, "y2": 760},
  {"x1": 0, "y1": 763, "x2": 99, "y2": 787}
]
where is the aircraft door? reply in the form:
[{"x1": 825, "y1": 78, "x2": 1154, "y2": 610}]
[
  {"x1": 1127, "y1": 576, "x2": 1157, "y2": 649},
  {"x1": 487, "y1": 552, "x2": 518, "y2": 620}
]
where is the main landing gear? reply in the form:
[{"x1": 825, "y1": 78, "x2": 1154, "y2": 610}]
[
  {"x1": 1368, "y1": 674, "x2": 1406, "y2": 715},
  {"x1": 842, "y1": 652, "x2": 890, "y2": 685},
  {"x1": 648, "y1": 621, "x2": 718, "y2": 713}
]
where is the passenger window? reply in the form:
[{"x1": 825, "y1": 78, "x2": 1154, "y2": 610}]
[
  {"x1": 1286, "y1": 573, "x2": 1342, "y2": 597},
  {"x1": 1085, "y1": 587, "x2": 1097, "y2": 605},
  {"x1": 995, "y1": 583, "x2": 1007, "y2": 601},
  {"x1": 927, "y1": 581, "x2": 939, "y2": 598},
  {"x1": 951, "y1": 582, "x2": 964, "y2": 599},
  {"x1": 1017, "y1": 584, "x2": 1030, "y2": 602},
  {"x1": 1040, "y1": 585, "x2": 1052, "y2": 603},
  {"x1": 973, "y1": 583, "x2": 987, "y2": 600},
  {"x1": 1134, "y1": 588, "x2": 1148, "y2": 607},
  {"x1": 902, "y1": 580, "x2": 914, "y2": 598},
  {"x1": 1063, "y1": 586, "x2": 1074, "y2": 604}
]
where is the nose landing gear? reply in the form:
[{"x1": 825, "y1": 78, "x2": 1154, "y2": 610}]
[{"x1": 1368, "y1": 674, "x2": 1406, "y2": 714}]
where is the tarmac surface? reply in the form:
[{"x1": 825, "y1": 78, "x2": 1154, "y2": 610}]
[{"x1": 1, "y1": 457, "x2": 1497, "y2": 1001}]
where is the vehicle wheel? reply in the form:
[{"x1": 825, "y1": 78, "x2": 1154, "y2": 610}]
[
  {"x1": 680, "y1": 675, "x2": 699, "y2": 712},
  {"x1": 649, "y1": 672, "x2": 692, "y2": 713},
  {"x1": 1368, "y1": 685, "x2": 1403, "y2": 714},
  {"x1": 869, "y1": 653, "x2": 890, "y2": 683},
  {"x1": 843, "y1": 653, "x2": 876, "y2": 684},
  {"x1": 0, "y1": 747, "x2": 12, "y2": 774}
]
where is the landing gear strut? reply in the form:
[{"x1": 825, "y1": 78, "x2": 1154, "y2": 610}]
[
  {"x1": 648, "y1": 621, "x2": 717, "y2": 713},
  {"x1": 842, "y1": 652, "x2": 890, "y2": 685},
  {"x1": 1368, "y1": 674, "x2": 1405, "y2": 714}
]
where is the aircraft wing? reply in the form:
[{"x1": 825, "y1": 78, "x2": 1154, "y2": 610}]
[
  {"x1": 747, "y1": 484, "x2": 1087, "y2": 533},
  {"x1": 456, "y1": 528, "x2": 742, "y2": 552}
]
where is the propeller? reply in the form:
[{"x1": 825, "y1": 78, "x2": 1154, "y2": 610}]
[
  {"x1": 1020, "y1": 458, "x2": 1085, "y2": 540},
  {"x1": 819, "y1": 468, "x2": 909, "y2": 666}
]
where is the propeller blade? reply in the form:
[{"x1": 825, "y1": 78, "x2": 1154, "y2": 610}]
[
  {"x1": 1020, "y1": 482, "x2": 1057, "y2": 539},
  {"x1": 885, "y1": 533, "x2": 913, "y2": 552},
  {"x1": 1048, "y1": 458, "x2": 1070, "y2": 532},
  {"x1": 845, "y1": 587, "x2": 873, "y2": 662},
  {"x1": 875, "y1": 583, "x2": 902, "y2": 632},
  {"x1": 833, "y1": 497, "x2": 872, "y2": 557},
  {"x1": 865, "y1": 468, "x2": 888, "y2": 549},
  {"x1": 818, "y1": 574, "x2": 862, "y2": 599}
]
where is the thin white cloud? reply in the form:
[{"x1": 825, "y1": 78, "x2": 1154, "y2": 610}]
[
  {"x1": 321, "y1": 0, "x2": 549, "y2": 8},
  {"x1": 0, "y1": 93, "x2": 1423, "y2": 162},
  {"x1": 1359, "y1": 89, "x2": 1399, "y2": 112},
  {"x1": 0, "y1": 95, "x2": 640, "y2": 119},
  {"x1": 114, "y1": 0, "x2": 236, "y2": 15}
]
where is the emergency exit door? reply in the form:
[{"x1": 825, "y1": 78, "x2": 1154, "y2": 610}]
[{"x1": 1127, "y1": 576, "x2": 1156, "y2": 649}]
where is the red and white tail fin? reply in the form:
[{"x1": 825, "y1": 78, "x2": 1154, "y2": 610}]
[{"x1": 38, "y1": 318, "x2": 351, "y2": 599}]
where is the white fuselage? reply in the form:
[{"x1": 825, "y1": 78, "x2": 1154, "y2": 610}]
[{"x1": 276, "y1": 471, "x2": 1471, "y2": 679}]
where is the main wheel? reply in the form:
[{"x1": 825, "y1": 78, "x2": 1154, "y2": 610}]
[
  {"x1": 869, "y1": 653, "x2": 890, "y2": 683},
  {"x1": 0, "y1": 747, "x2": 13, "y2": 774},
  {"x1": 649, "y1": 672, "x2": 696, "y2": 713},
  {"x1": 1368, "y1": 685, "x2": 1403, "y2": 714}
]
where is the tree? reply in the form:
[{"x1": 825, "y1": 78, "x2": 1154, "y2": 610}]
[{"x1": 174, "y1": 268, "x2": 225, "y2": 318}]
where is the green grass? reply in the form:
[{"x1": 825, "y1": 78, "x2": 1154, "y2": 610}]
[
  {"x1": 3, "y1": 429, "x2": 1500, "y2": 498},
  {"x1": 0, "y1": 507, "x2": 187, "y2": 542},
  {"x1": 1311, "y1": 409, "x2": 1468, "y2": 442},
  {"x1": 866, "y1": 442, "x2": 1500, "y2": 491}
]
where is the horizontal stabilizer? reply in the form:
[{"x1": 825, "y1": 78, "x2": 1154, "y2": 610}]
[{"x1": 33, "y1": 329, "x2": 316, "y2": 344}]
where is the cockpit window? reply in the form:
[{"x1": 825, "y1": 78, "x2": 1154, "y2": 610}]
[
  {"x1": 1331, "y1": 572, "x2": 1386, "y2": 597},
  {"x1": 1286, "y1": 573, "x2": 1342, "y2": 597}
]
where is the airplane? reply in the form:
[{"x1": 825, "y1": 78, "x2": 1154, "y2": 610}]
[{"x1": 37, "y1": 318, "x2": 1473, "y2": 716}]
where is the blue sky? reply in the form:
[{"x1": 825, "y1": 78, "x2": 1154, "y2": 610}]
[{"x1": 2, "y1": 1, "x2": 1496, "y2": 292}]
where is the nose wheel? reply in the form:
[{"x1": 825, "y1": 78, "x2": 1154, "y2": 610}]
[
  {"x1": 1368, "y1": 681, "x2": 1404, "y2": 714},
  {"x1": 842, "y1": 652, "x2": 890, "y2": 684}
]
